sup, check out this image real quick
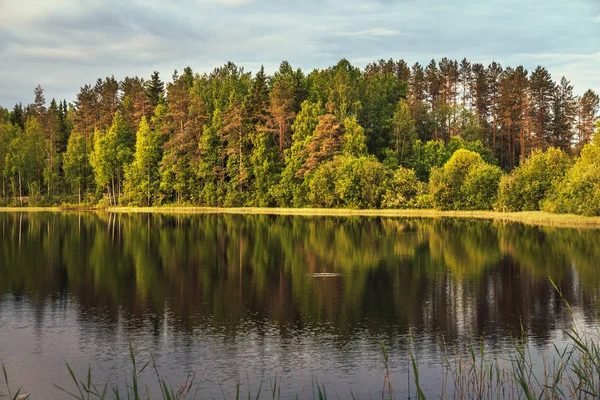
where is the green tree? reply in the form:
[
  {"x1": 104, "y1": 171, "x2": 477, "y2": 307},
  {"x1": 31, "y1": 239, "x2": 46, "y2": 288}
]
[
  {"x1": 387, "y1": 99, "x2": 416, "y2": 166},
  {"x1": 89, "y1": 112, "x2": 133, "y2": 205},
  {"x1": 342, "y1": 116, "x2": 367, "y2": 157},
  {"x1": 124, "y1": 117, "x2": 163, "y2": 205},
  {"x1": 219, "y1": 95, "x2": 247, "y2": 205},
  {"x1": 409, "y1": 139, "x2": 449, "y2": 181},
  {"x1": 361, "y1": 71, "x2": 404, "y2": 156},
  {"x1": 145, "y1": 71, "x2": 165, "y2": 108},
  {"x1": 273, "y1": 101, "x2": 324, "y2": 207},
  {"x1": 63, "y1": 131, "x2": 92, "y2": 203},
  {"x1": 529, "y1": 66, "x2": 555, "y2": 150},
  {"x1": 550, "y1": 77, "x2": 577, "y2": 151},
  {"x1": 5, "y1": 117, "x2": 47, "y2": 204},
  {"x1": 0, "y1": 123, "x2": 18, "y2": 200},
  {"x1": 576, "y1": 89, "x2": 599, "y2": 147}
]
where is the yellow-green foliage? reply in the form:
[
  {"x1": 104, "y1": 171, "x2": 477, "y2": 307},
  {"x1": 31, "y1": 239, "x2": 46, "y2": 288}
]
[
  {"x1": 381, "y1": 167, "x2": 424, "y2": 209},
  {"x1": 496, "y1": 147, "x2": 571, "y2": 212},
  {"x1": 429, "y1": 149, "x2": 503, "y2": 210},
  {"x1": 308, "y1": 155, "x2": 390, "y2": 209},
  {"x1": 543, "y1": 143, "x2": 600, "y2": 216}
]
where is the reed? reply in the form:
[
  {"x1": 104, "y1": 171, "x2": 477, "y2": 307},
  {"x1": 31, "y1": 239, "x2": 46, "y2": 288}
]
[{"x1": 2, "y1": 280, "x2": 600, "y2": 399}]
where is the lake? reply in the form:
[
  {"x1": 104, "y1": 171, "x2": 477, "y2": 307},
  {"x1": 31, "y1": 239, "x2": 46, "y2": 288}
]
[{"x1": 1, "y1": 212, "x2": 599, "y2": 399}]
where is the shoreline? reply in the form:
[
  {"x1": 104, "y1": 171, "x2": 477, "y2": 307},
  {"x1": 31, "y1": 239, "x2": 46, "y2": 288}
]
[{"x1": 0, "y1": 206, "x2": 599, "y2": 228}]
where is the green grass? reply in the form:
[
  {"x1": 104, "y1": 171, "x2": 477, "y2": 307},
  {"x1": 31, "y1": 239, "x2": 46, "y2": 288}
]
[{"x1": 1, "y1": 206, "x2": 600, "y2": 229}]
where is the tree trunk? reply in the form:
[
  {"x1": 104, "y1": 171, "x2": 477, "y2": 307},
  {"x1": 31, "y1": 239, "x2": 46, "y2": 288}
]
[
  {"x1": 520, "y1": 127, "x2": 525, "y2": 161},
  {"x1": 111, "y1": 177, "x2": 116, "y2": 206},
  {"x1": 147, "y1": 170, "x2": 151, "y2": 206},
  {"x1": 18, "y1": 171, "x2": 22, "y2": 206}
]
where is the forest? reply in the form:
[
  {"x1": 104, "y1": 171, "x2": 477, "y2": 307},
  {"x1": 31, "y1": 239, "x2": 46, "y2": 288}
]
[{"x1": 0, "y1": 58, "x2": 599, "y2": 214}]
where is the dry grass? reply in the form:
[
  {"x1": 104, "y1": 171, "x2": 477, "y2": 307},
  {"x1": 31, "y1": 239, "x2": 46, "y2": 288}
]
[{"x1": 0, "y1": 206, "x2": 599, "y2": 228}]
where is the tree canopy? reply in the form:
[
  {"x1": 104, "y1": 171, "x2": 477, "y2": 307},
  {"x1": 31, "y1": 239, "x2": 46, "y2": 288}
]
[{"x1": 0, "y1": 59, "x2": 598, "y2": 214}]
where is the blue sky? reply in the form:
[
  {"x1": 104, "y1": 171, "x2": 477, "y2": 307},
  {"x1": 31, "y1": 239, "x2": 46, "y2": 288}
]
[{"x1": 0, "y1": 0, "x2": 599, "y2": 107}]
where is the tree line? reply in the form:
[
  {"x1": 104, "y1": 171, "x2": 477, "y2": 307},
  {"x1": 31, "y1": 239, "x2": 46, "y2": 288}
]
[{"x1": 0, "y1": 58, "x2": 598, "y2": 213}]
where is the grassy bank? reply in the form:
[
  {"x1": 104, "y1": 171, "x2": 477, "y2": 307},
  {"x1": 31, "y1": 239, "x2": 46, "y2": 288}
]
[{"x1": 1, "y1": 206, "x2": 599, "y2": 228}]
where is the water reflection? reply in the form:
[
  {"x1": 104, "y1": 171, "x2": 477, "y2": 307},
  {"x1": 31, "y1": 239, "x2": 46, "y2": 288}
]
[{"x1": 0, "y1": 213, "x2": 599, "y2": 398}]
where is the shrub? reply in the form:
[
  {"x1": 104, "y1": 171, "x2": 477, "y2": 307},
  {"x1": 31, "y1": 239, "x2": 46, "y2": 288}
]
[
  {"x1": 308, "y1": 155, "x2": 391, "y2": 209},
  {"x1": 496, "y1": 147, "x2": 571, "y2": 212},
  {"x1": 542, "y1": 144, "x2": 600, "y2": 216},
  {"x1": 381, "y1": 167, "x2": 424, "y2": 209},
  {"x1": 430, "y1": 149, "x2": 502, "y2": 210}
]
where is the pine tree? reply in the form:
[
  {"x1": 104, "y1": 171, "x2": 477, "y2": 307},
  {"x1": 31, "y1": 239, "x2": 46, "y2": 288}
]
[
  {"x1": 470, "y1": 64, "x2": 490, "y2": 133},
  {"x1": 362, "y1": 71, "x2": 403, "y2": 157},
  {"x1": 10, "y1": 103, "x2": 25, "y2": 130},
  {"x1": 95, "y1": 77, "x2": 120, "y2": 130},
  {"x1": 268, "y1": 78, "x2": 296, "y2": 158},
  {"x1": 146, "y1": 71, "x2": 165, "y2": 107},
  {"x1": 301, "y1": 114, "x2": 344, "y2": 176},
  {"x1": 551, "y1": 77, "x2": 577, "y2": 151},
  {"x1": 529, "y1": 66, "x2": 555, "y2": 150},
  {"x1": 577, "y1": 89, "x2": 599, "y2": 146},
  {"x1": 121, "y1": 76, "x2": 151, "y2": 131},
  {"x1": 44, "y1": 99, "x2": 63, "y2": 196},
  {"x1": 32, "y1": 85, "x2": 46, "y2": 118},
  {"x1": 73, "y1": 84, "x2": 99, "y2": 142},
  {"x1": 487, "y1": 62, "x2": 503, "y2": 153},
  {"x1": 273, "y1": 100, "x2": 324, "y2": 207},
  {"x1": 410, "y1": 62, "x2": 427, "y2": 102},
  {"x1": 425, "y1": 59, "x2": 440, "y2": 113},
  {"x1": 458, "y1": 59, "x2": 472, "y2": 108}
]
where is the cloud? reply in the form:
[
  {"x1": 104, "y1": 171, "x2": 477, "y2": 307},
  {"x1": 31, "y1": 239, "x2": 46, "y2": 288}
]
[
  {"x1": 217, "y1": 0, "x2": 255, "y2": 6},
  {"x1": 594, "y1": 15, "x2": 600, "y2": 23},
  {"x1": 1, "y1": 0, "x2": 600, "y2": 106},
  {"x1": 336, "y1": 29, "x2": 403, "y2": 37}
]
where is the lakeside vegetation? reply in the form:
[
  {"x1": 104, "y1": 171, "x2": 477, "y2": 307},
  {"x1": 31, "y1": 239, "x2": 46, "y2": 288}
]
[
  {"x1": 2, "y1": 207, "x2": 600, "y2": 229},
  {"x1": 1, "y1": 59, "x2": 599, "y2": 215},
  {"x1": 4, "y1": 311, "x2": 600, "y2": 399}
]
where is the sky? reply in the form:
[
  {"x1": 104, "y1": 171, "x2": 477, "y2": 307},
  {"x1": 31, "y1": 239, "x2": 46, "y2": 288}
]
[{"x1": 0, "y1": 0, "x2": 599, "y2": 108}]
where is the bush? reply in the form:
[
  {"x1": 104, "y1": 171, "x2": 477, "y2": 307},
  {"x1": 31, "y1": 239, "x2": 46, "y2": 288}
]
[
  {"x1": 463, "y1": 164, "x2": 504, "y2": 210},
  {"x1": 308, "y1": 155, "x2": 391, "y2": 209},
  {"x1": 429, "y1": 149, "x2": 502, "y2": 210},
  {"x1": 496, "y1": 147, "x2": 571, "y2": 212},
  {"x1": 381, "y1": 167, "x2": 424, "y2": 209},
  {"x1": 542, "y1": 144, "x2": 600, "y2": 216}
]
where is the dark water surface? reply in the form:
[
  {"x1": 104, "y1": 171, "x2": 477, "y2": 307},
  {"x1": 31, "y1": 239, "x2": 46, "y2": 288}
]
[{"x1": 1, "y1": 212, "x2": 600, "y2": 399}]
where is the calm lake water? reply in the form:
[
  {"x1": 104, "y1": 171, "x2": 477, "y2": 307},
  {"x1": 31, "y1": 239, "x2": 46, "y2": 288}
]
[{"x1": 1, "y1": 212, "x2": 599, "y2": 399}]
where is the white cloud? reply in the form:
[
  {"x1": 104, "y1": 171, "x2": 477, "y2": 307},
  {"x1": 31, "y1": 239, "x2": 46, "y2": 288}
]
[
  {"x1": 1, "y1": 0, "x2": 600, "y2": 106},
  {"x1": 217, "y1": 0, "x2": 255, "y2": 6},
  {"x1": 336, "y1": 28, "x2": 402, "y2": 37}
]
